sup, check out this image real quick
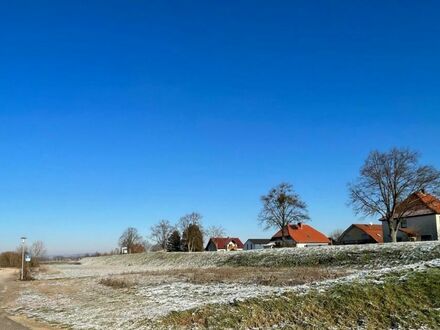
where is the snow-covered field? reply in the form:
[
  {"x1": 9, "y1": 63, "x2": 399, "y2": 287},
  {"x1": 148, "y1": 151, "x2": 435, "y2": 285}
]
[
  {"x1": 11, "y1": 279, "x2": 286, "y2": 329},
  {"x1": 6, "y1": 241, "x2": 440, "y2": 329},
  {"x1": 35, "y1": 241, "x2": 440, "y2": 280}
]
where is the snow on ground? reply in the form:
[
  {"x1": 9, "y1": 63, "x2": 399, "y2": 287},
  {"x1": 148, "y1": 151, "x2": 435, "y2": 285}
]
[
  {"x1": 10, "y1": 279, "x2": 286, "y2": 329},
  {"x1": 7, "y1": 242, "x2": 440, "y2": 329},
  {"x1": 37, "y1": 241, "x2": 440, "y2": 280}
]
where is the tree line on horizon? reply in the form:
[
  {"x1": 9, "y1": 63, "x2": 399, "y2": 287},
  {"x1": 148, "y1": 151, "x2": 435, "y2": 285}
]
[
  {"x1": 118, "y1": 212, "x2": 227, "y2": 253},
  {"x1": 116, "y1": 147, "x2": 440, "y2": 253},
  {"x1": 0, "y1": 240, "x2": 47, "y2": 270}
]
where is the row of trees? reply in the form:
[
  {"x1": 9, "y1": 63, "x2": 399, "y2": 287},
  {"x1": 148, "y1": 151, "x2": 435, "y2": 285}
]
[
  {"x1": 0, "y1": 240, "x2": 47, "y2": 268},
  {"x1": 118, "y1": 213, "x2": 226, "y2": 253},
  {"x1": 119, "y1": 148, "x2": 440, "y2": 249},
  {"x1": 150, "y1": 213, "x2": 205, "y2": 252}
]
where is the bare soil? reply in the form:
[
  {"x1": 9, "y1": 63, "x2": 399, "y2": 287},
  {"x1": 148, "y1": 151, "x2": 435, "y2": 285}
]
[{"x1": 0, "y1": 268, "x2": 57, "y2": 330}]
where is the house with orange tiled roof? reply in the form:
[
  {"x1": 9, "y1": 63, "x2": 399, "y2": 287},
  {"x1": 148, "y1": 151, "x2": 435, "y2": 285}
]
[
  {"x1": 338, "y1": 224, "x2": 384, "y2": 245},
  {"x1": 205, "y1": 237, "x2": 244, "y2": 251},
  {"x1": 381, "y1": 191, "x2": 440, "y2": 242},
  {"x1": 270, "y1": 223, "x2": 330, "y2": 247}
]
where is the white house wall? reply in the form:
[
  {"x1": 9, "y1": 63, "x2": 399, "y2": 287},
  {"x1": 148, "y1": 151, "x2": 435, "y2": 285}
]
[
  {"x1": 296, "y1": 243, "x2": 329, "y2": 248},
  {"x1": 382, "y1": 214, "x2": 439, "y2": 242},
  {"x1": 244, "y1": 242, "x2": 265, "y2": 250},
  {"x1": 437, "y1": 215, "x2": 440, "y2": 239}
]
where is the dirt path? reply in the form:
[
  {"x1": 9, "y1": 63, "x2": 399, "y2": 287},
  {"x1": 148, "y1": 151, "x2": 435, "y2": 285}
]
[
  {"x1": 0, "y1": 269, "x2": 61, "y2": 330},
  {"x1": 0, "y1": 269, "x2": 29, "y2": 329}
]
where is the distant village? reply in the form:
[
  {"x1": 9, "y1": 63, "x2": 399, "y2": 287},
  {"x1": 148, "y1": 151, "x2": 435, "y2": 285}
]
[
  {"x1": 207, "y1": 190, "x2": 440, "y2": 252},
  {"x1": 115, "y1": 189, "x2": 440, "y2": 255},
  {"x1": 15, "y1": 147, "x2": 437, "y2": 259}
]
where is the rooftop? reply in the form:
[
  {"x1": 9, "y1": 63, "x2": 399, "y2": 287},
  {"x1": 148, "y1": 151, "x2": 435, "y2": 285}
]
[{"x1": 271, "y1": 223, "x2": 330, "y2": 244}]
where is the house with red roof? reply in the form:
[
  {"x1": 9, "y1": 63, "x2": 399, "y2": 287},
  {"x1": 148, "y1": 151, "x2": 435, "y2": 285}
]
[
  {"x1": 338, "y1": 224, "x2": 384, "y2": 245},
  {"x1": 270, "y1": 223, "x2": 330, "y2": 247},
  {"x1": 205, "y1": 237, "x2": 244, "y2": 251},
  {"x1": 381, "y1": 191, "x2": 440, "y2": 242}
]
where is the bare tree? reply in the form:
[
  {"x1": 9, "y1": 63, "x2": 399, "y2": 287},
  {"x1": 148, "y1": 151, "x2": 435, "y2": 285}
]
[
  {"x1": 118, "y1": 227, "x2": 143, "y2": 254},
  {"x1": 258, "y1": 183, "x2": 310, "y2": 243},
  {"x1": 205, "y1": 225, "x2": 226, "y2": 239},
  {"x1": 143, "y1": 240, "x2": 153, "y2": 252},
  {"x1": 150, "y1": 219, "x2": 173, "y2": 250},
  {"x1": 329, "y1": 229, "x2": 344, "y2": 243},
  {"x1": 178, "y1": 212, "x2": 203, "y2": 233},
  {"x1": 349, "y1": 148, "x2": 440, "y2": 242},
  {"x1": 31, "y1": 241, "x2": 47, "y2": 263}
]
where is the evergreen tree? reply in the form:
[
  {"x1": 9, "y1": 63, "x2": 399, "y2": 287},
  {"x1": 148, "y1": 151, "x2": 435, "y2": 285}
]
[
  {"x1": 182, "y1": 224, "x2": 204, "y2": 252},
  {"x1": 166, "y1": 230, "x2": 182, "y2": 252}
]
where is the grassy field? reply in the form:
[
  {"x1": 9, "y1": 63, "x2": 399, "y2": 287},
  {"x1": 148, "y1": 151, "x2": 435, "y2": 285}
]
[
  {"x1": 162, "y1": 268, "x2": 440, "y2": 329},
  {"x1": 5, "y1": 241, "x2": 440, "y2": 329}
]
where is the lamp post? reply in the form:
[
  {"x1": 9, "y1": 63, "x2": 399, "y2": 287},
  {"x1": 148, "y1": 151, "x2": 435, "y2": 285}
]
[{"x1": 20, "y1": 236, "x2": 26, "y2": 281}]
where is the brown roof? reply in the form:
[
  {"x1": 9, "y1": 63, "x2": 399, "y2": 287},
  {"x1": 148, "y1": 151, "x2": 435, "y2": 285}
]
[
  {"x1": 393, "y1": 191, "x2": 440, "y2": 218},
  {"x1": 208, "y1": 237, "x2": 244, "y2": 250},
  {"x1": 271, "y1": 223, "x2": 330, "y2": 244},
  {"x1": 351, "y1": 224, "x2": 383, "y2": 243},
  {"x1": 414, "y1": 191, "x2": 440, "y2": 213},
  {"x1": 398, "y1": 227, "x2": 417, "y2": 237}
]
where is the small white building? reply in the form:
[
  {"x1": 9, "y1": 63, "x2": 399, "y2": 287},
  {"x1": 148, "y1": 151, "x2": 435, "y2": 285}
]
[
  {"x1": 381, "y1": 191, "x2": 440, "y2": 242},
  {"x1": 244, "y1": 239, "x2": 272, "y2": 250}
]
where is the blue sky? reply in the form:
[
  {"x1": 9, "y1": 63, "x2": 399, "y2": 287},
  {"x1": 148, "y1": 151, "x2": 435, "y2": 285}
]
[{"x1": 1, "y1": 1, "x2": 439, "y2": 254}]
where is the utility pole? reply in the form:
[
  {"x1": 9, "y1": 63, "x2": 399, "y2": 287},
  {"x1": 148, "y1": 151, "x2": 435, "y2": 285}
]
[{"x1": 20, "y1": 236, "x2": 26, "y2": 281}]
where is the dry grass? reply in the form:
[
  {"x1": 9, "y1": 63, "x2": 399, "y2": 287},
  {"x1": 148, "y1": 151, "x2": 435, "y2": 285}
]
[
  {"x1": 98, "y1": 277, "x2": 135, "y2": 289},
  {"x1": 141, "y1": 266, "x2": 346, "y2": 286}
]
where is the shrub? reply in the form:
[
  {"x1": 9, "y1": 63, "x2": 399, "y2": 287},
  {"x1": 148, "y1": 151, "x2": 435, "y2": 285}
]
[
  {"x1": 98, "y1": 277, "x2": 134, "y2": 289},
  {"x1": 0, "y1": 251, "x2": 21, "y2": 268}
]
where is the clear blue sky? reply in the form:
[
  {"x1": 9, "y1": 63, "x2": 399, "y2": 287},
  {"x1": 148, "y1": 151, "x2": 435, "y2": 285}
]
[{"x1": 1, "y1": 1, "x2": 439, "y2": 254}]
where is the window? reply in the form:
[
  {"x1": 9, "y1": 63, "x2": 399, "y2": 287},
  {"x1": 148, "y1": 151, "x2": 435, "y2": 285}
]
[
  {"x1": 401, "y1": 219, "x2": 407, "y2": 228},
  {"x1": 421, "y1": 235, "x2": 432, "y2": 241}
]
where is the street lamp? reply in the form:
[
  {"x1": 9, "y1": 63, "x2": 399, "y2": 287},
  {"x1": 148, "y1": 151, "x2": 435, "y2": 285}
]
[{"x1": 20, "y1": 236, "x2": 26, "y2": 281}]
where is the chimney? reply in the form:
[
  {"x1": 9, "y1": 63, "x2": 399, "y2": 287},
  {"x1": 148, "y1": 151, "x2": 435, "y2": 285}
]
[{"x1": 297, "y1": 222, "x2": 302, "y2": 229}]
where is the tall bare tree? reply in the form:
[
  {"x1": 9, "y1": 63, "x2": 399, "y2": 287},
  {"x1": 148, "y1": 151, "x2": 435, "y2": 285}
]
[
  {"x1": 118, "y1": 227, "x2": 143, "y2": 254},
  {"x1": 31, "y1": 240, "x2": 47, "y2": 264},
  {"x1": 150, "y1": 219, "x2": 173, "y2": 250},
  {"x1": 258, "y1": 183, "x2": 310, "y2": 243},
  {"x1": 205, "y1": 225, "x2": 226, "y2": 239},
  {"x1": 349, "y1": 148, "x2": 440, "y2": 242},
  {"x1": 329, "y1": 229, "x2": 344, "y2": 243},
  {"x1": 178, "y1": 212, "x2": 203, "y2": 232}
]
